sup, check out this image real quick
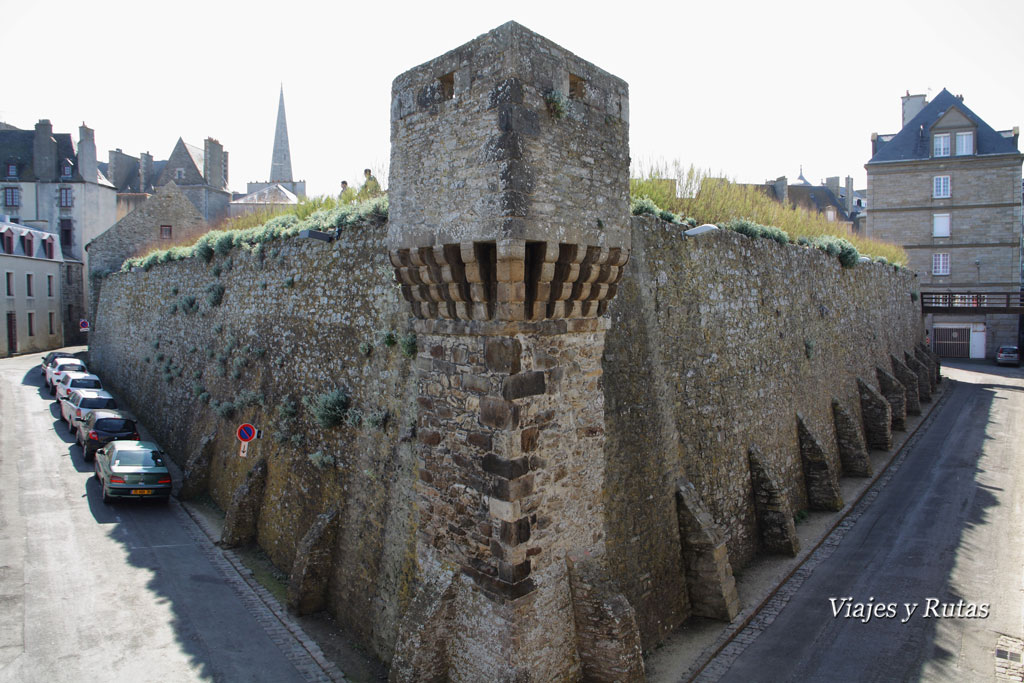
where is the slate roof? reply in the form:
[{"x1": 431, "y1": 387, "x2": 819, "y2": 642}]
[
  {"x1": 232, "y1": 183, "x2": 298, "y2": 205},
  {"x1": 0, "y1": 128, "x2": 99, "y2": 183},
  {"x1": 869, "y1": 88, "x2": 1020, "y2": 163}
]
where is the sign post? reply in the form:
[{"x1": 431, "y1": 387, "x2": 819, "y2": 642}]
[{"x1": 237, "y1": 423, "x2": 257, "y2": 458}]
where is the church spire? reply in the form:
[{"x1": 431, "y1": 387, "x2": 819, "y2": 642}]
[{"x1": 270, "y1": 84, "x2": 293, "y2": 183}]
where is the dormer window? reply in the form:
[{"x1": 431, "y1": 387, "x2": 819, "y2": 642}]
[
  {"x1": 5, "y1": 163, "x2": 15, "y2": 178},
  {"x1": 955, "y1": 131, "x2": 974, "y2": 155},
  {"x1": 61, "y1": 164, "x2": 72, "y2": 178},
  {"x1": 22, "y1": 234, "x2": 33, "y2": 257},
  {"x1": 825, "y1": 207, "x2": 836, "y2": 222},
  {"x1": 933, "y1": 133, "x2": 950, "y2": 157}
]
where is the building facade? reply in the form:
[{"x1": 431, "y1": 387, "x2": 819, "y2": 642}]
[
  {"x1": 0, "y1": 119, "x2": 117, "y2": 344},
  {"x1": 2, "y1": 219, "x2": 65, "y2": 355},
  {"x1": 866, "y1": 90, "x2": 1023, "y2": 358}
]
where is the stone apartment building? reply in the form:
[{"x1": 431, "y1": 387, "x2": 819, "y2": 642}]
[
  {"x1": 866, "y1": 89, "x2": 1023, "y2": 358},
  {"x1": 0, "y1": 120, "x2": 117, "y2": 345},
  {"x1": 100, "y1": 136, "x2": 231, "y2": 225},
  {"x1": 2, "y1": 219, "x2": 66, "y2": 355}
]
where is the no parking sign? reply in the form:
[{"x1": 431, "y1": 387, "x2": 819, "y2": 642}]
[{"x1": 236, "y1": 423, "x2": 260, "y2": 457}]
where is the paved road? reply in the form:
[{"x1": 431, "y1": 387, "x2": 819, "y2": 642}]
[
  {"x1": 0, "y1": 350, "x2": 318, "y2": 683},
  {"x1": 704, "y1": 361, "x2": 1024, "y2": 682}
]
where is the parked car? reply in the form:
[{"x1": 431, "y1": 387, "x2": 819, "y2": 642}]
[
  {"x1": 46, "y1": 357, "x2": 88, "y2": 393},
  {"x1": 995, "y1": 345, "x2": 1020, "y2": 367},
  {"x1": 94, "y1": 441, "x2": 172, "y2": 503},
  {"x1": 40, "y1": 351, "x2": 77, "y2": 377},
  {"x1": 76, "y1": 410, "x2": 139, "y2": 461},
  {"x1": 55, "y1": 372, "x2": 103, "y2": 402},
  {"x1": 60, "y1": 389, "x2": 118, "y2": 435}
]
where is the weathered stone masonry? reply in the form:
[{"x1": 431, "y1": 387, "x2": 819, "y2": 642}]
[{"x1": 89, "y1": 21, "x2": 937, "y2": 681}]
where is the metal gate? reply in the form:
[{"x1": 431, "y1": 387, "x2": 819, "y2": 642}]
[{"x1": 933, "y1": 326, "x2": 970, "y2": 358}]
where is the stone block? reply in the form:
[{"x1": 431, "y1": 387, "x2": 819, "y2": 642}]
[
  {"x1": 501, "y1": 371, "x2": 546, "y2": 400},
  {"x1": 287, "y1": 508, "x2": 339, "y2": 616},
  {"x1": 890, "y1": 355, "x2": 921, "y2": 415},
  {"x1": 221, "y1": 455, "x2": 269, "y2": 548},
  {"x1": 796, "y1": 414, "x2": 843, "y2": 511},
  {"x1": 831, "y1": 399, "x2": 872, "y2": 477},
  {"x1": 875, "y1": 367, "x2": 907, "y2": 431},
  {"x1": 484, "y1": 338, "x2": 522, "y2": 374},
  {"x1": 858, "y1": 378, "x2": 893, "y2": 450},
  {"x1": 747, "y1": 447, "x2": 800, "y2": 556},
  {"x1": 479, "y1": 396, "x2": 519, "y2": 430}
]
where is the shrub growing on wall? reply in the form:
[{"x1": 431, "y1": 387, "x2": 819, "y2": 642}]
[{"x1": 303, "y1": 388, "x2": 351, "y2": 429}]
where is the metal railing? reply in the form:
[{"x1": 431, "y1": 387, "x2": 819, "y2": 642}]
[{"x1": 921, "y1": 292, "x2": 1024, "y2": 314}]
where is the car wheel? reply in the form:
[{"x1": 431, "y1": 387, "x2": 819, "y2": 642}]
[{"x1": 83, "y1": 447, "x2": 94, "y2": 463}]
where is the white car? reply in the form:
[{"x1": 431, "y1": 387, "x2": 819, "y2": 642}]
[
  {"x1": 60, "y1": 389, "x2": 118, "y2": 435},
  {"x1": 54, "y1": 372, "x2": 103, "y2": 402},
  {"x1": 46, "y1": 357, "x2": 88, "y2": 394}
]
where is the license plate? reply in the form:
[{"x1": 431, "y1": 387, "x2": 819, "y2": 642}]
[{"x1": 131, "y1": 489, "x2": 153, "y2": 495}]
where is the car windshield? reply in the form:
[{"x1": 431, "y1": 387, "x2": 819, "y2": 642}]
[
  {"x1": 72, "y1": 379, "x2": 102, "y2": 389},
  {"x1": 60, "y1": 364, "x2": 85, "y2": 373},
  {"x1": 113, "y1": 450, "x2": 163, "y2": 468},
  {"x1": 94, "y1": 418, "x2": 135, "y2": 432},
  {"x1": 80, "y1": 398, "x2": 117, "y2": 409}
]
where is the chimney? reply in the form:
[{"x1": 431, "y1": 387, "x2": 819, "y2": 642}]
[
  {"x1": 901, "y1": 93, "x2": 928, "y2": 128},
  {"x1": 33, "y1": 119, "x2": 57, "y2": 181},
  {"x1": 825, "y1": 176, "x2": 840, "y2": 199},
  {"x1": 77, "y1": 124, "x2": 97, "y2": 183},
  {"x1": 844, "y1": 176, "x2": 854, "y2": 214},
  {"x1": 774, "y1": 176, "x2": 788, "y2": 205},
  {"x1": 139, "y1": 152, "x2": 153, "y2": 192},
  {"x1": 203, "y1": 138, "x2": 226, "y2": 189}
]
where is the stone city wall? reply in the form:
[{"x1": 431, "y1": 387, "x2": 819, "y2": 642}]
[
  {"x1": 90, "y1": 214, "x2": 926, "y2": 664},
  {"x1": 602, "y1": 216, "x2": 925, "y2": 646},
  {"x1": 90, "y1": 225, "x2": 420, "y2": 661}
]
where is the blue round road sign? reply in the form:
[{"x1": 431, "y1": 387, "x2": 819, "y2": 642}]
[{"x1": 237, "y1": 423, "x2": 256, "y2": 442}]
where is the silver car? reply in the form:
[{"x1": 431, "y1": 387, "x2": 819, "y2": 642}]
[
  {"x1": 54, "y1": 372, "x2": 103, "y2": 402},
  {"x1": 995, "y1": 345, "x2": 1020, "y2": 367},
  {"x1": 59, "y1": 389, "x2": 118, "y2": 436}
]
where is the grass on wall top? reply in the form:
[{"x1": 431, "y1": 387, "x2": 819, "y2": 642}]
[
  {"x1": 117, "y1": 194, "x2": 389, "y2": 273},
  {"x1": 630, "y1": 161, "x2": 908, "y2": 266}
]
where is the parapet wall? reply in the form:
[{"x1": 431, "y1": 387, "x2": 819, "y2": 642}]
[
  {"x1": 603, "y1": 216, "x2": 924, "y2": 645},
  {"x1": 90, "y1": 215, "x2": 925, "y2": 664}
]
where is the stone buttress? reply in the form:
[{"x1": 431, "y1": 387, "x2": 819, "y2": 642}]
[{"x1": 386, "y1": 22, "x2": 640, "y2": 681}]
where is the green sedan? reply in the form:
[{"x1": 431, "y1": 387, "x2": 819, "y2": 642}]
[{"x1": 94, "y1": 441, "x2": 172, "y2": 504}]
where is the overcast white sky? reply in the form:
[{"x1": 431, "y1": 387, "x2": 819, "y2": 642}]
[{"x1": 3, "y1": 0, "x2": 1021, "y2": 198}]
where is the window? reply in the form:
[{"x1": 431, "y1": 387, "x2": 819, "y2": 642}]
[
  {"x1": 5, "y1": 163, "x2": 15, "y2": 178},
  {"x1": 825, "y1": 207, "x2": 836, "y2": 222},
  {"x1": 4, "y1": 272, "x2": 12, "y2": 296},
  {"x1": 160, "y1": 225, "x2": 172, "y2": 239},
  {"x1": 47, "y1": 275, "x2": 54, "y2": 297},
  {"x1": 60, "y1": 187, "x2": 73, "y2": 208},
  {"x1": 933, "y1": 133, "x2": 950, "y2": 157},
  {"x1": 22, "y1": 234, "x2": 32, "y2": 257},
  {"x1": 4, "y1": 187, "x2": 19, "y2": 207},
  {"x1": 174, "y1": 168, "x2": 185, "y2": 180},
  {"x1": 48, "y1": 312, "x2": 55, "y2": 335},
  {"x1": 26, "y1": 273, "x2": 33, "y2": 297},
  {"x1": 932, "y1": 253, "x2": 950, "y2": 276},
  {"x1": 60, "y1": 219, "x2": 72, "y2": 248},
  {"x1": 45, "y1": 239, "x2": 54, "y2": 259},
  {"x1": 933, "y1": 214, "x2": 950, "y2": 237},
  {"x1": 956, "y1": 131, "x2": 973, "y2": 156},
  {"x1": 27, "y1": 312, "x2": 34, "y2": 337},
  {"x1": 933, "y1": 176, "x2": 951, "y2": 198},
  {"x1": 61, "y1": 164, "x2": 72, "y2": 178},
  {"x1": 2, "y1": 231, "x2": 12, "y2": 254}
]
